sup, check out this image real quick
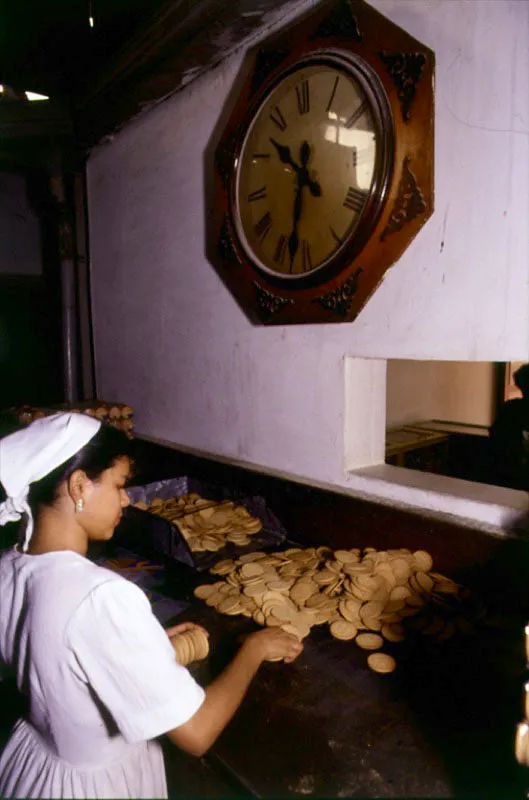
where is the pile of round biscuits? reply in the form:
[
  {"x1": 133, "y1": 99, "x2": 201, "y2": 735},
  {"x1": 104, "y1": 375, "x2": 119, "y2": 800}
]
[
  {"x1": 133, "y1": 493, "x2": 263, "y2": 552},
  {"x1": 9, "y1": 402, "x2": 134, "y2": 434},
  {"x1": 194, "y1": 545, "x2": 468, "y2": 674},
  {"x1": 170, "y1": 627, "x2": 210, "y2": 666},
  {"x1": 80, "y1": 403, "x2": 134, "y2": 435}
]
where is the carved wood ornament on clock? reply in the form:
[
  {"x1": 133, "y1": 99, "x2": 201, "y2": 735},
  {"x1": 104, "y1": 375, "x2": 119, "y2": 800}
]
[{"x1": 209, "y1": 0, "x2": 434, "y2": 324}]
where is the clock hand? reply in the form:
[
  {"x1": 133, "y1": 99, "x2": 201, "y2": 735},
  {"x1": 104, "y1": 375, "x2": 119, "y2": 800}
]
[
  {"x1": 269, "y1": 138, "x2": 322, "y2": 195},
  {"x1": 269, "y1": 137, "x2": 300, "y2": 172},
  {"x1": 287, "y1": 141, "x2": 324, "y2": 270},
  {"x1": 288, "y1": 187, "x2": 302, "y2": 271},
  {"x1": 297, "y1": 141, "x2": 322, "y2": 197},
  {"x1": 287, "y1": 143, "x2": 312, "y2": 271},
  {"x1": 307, "y1": 178, "x2": 322, "y2": 197},
  {"x1": 300, "y1": 140, "x2": 310, "y2": 168}
]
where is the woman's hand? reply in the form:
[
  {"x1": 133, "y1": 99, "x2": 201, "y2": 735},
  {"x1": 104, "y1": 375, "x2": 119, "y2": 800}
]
[
  {"x1": 243, "y1": 627, "x2": 303, "y2": 664},
  {"x1": 167, "y1": 626, "x2": 302, "y2": 756},
  {"x1": 165, "y1": 622, "x2": 209, "y2": 639}
]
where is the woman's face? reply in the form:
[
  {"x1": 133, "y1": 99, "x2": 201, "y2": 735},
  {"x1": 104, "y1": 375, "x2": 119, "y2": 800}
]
[{"x1": 80, "y1": 456, "x2": 131, "y2": 541}]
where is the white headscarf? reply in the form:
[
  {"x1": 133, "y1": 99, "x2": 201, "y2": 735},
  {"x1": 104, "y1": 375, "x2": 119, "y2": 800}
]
[{"x1": 0, "y1": 412, "x2": 101, "y2": 551}]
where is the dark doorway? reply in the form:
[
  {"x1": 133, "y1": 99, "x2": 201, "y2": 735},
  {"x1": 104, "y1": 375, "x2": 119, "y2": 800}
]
[{"x1": 0, "y1": 170, "x2": 63, "y2": 408}]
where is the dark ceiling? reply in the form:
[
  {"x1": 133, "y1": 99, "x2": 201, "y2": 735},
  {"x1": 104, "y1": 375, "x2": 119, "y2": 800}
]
[
  {"x1": 0, "y1": 0, "x2": 297, "y2": 150},
  {"x1": 0, "y1": 0, "x2": 169, "y2": 101}
]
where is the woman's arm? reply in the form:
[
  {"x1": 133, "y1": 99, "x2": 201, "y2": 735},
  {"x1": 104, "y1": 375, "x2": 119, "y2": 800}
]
[{"x1": 167, "y1": 628, "x2": 302, "y2": 757}]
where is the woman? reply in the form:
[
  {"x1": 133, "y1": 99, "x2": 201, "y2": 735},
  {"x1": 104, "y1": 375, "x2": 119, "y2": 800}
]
[{"x1": 0, "y1": 413, "x2": 302, "y2": 798}]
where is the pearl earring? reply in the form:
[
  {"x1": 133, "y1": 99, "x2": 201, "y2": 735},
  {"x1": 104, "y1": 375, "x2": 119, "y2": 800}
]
[{"x1": 75, "y1": 499, "x2": 84, "y2": 513}]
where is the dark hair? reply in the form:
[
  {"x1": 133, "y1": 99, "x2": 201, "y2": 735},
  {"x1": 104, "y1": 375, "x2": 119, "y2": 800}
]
[
  {"x1": 514, "y1": 364, "x2": 529, "y2": 396},
  {"x1": 28, "y1": 423, "x2": 135, "y2": 514}
]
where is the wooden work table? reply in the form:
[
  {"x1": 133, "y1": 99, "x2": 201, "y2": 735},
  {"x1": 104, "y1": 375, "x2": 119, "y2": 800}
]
[
  {"x1": 156, "y1": 546, "x2": 528, "y2": 799},
  {"x1": 122, "y1": 440, "x2": 529, "y2": 796}
]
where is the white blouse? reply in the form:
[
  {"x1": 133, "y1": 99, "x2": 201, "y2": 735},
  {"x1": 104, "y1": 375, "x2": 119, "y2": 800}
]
[{"x1": 0, "y1": 548, "x2": 205, "y2": 798}]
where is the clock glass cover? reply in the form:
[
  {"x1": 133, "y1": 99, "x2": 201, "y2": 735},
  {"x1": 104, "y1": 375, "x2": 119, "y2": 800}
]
[{"x1": 234, "y1": 56, "x2": 390, "y2": 280}]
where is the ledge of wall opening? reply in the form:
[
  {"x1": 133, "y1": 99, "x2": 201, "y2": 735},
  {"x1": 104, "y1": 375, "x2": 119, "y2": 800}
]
[
  {"x1": 343, "y1": 356, "x2": 529, "y2": 536},
  {"x1": 344, "y1": 464, "x2": 529, "y2": 536}
]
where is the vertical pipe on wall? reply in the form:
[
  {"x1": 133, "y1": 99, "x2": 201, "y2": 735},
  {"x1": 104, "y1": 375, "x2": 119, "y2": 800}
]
[
  {"x1": 61, "y1": 253, "x2": 78, "y2": 405},
  {"x1": 50, "y1": 171, "x2": 78, "y2": 404},
  {"x1": 74, "y1": 171, "x2": 95, "y2": 400}
]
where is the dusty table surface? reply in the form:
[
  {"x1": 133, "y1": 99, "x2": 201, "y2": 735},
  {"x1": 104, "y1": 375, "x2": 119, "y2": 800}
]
[{"x1": 159, "y1": 559, "x2": 529, "y2": 799}]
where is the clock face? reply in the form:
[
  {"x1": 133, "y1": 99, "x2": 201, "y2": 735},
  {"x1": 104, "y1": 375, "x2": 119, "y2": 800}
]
[{"x1": 234, "y1": 58, "x2": 386, "y2": 281}]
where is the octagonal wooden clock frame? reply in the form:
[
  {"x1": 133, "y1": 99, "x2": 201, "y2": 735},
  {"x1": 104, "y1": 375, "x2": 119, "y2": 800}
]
[{"x1": 208, "y1": 0, "x2": 434, "y2": 324}]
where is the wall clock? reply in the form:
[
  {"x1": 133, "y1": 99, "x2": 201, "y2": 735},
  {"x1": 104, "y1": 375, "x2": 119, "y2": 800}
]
[{"x1": 208, "y1": 0, "x2": 434, "y2": 324}]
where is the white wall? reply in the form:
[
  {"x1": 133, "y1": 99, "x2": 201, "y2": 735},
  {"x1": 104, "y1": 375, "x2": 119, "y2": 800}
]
[
  {"x1": 386, "y1": 361, "x2": 497, "y2": 428},
  {"x1": 0, "y1": 173, "x2": 41, "y2": 276},
  {"x1": 87, "y1": 0, "x2": 529, "y2": 528}
]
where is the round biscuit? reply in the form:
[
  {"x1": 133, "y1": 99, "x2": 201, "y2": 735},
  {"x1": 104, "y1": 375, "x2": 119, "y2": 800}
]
[
  {"x1": 330, "y1": 620, "x2": 357, "y2": 640},
  {"x1": 355, "y1": 633, "x2": 384, "y2": 650},
  {"x1": 367, "y1": 653, "x2": 396, "y2": 674}
]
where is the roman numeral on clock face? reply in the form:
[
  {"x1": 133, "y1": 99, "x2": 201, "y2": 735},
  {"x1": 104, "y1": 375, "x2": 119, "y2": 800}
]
[
  {"x1": 254, "y1": 212, "x2": 272, "y2": 242},
  {"x1": 326, "y1": 76, "x2": 339, "y2": 113},
  {"x1": 296, "y1": 80, "x2": 310, "y2": 115},
  {"x1": 344, "y1": 100, "x2": 368, "y2": 129},
  {"x1": 330, "y1": 226, "x2": 342, "y2": 246},
  {"x1": 343, "y1": 186, "x2": 367, "y2": 213},
  {"x1": 273, "y1": 234, "x2": 287, "y2": 266},
  {"x1": 270, "y1": 106, "x2": 287, "y2": 132},
  {"x1": 247, "y1": 186, "x2": 267, "y2": 202}
]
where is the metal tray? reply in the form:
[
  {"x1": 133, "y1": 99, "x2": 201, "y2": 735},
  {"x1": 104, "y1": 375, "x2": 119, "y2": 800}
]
[{"x1": 119, "y1": 477, "x2": 287, "y2": 572}]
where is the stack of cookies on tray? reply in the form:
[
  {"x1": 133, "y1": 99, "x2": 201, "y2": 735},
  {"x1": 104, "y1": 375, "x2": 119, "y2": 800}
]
[{"x1": 133, "y1": 493, "x2": 263, "y2": 552}]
